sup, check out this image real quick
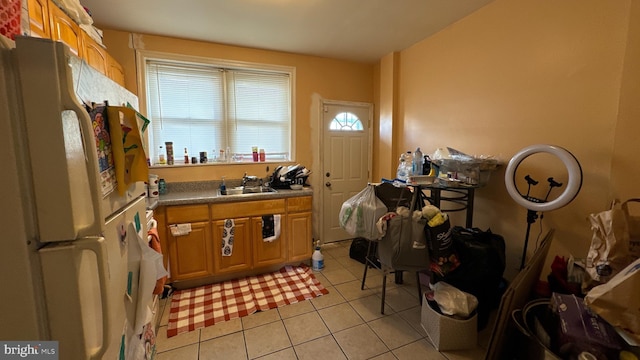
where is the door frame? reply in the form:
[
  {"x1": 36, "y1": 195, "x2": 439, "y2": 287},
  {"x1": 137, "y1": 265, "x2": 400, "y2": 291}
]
[{"x1": 313, "y1": 98, "x2": 374, "y2": 244}]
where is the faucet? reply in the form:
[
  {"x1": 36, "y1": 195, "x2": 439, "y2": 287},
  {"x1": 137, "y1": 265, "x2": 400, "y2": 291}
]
[{"x1": 242, "y1": 172, "x2": 259, "y2": 187}]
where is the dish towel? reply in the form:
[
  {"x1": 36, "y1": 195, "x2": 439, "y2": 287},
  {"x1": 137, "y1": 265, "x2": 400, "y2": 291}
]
[
  {"x1": 262, "y1": 215, "x2": 281, "y2": 242},
  {"x1": 222, "y1": 219, "x2": 235, "y2": 256}
]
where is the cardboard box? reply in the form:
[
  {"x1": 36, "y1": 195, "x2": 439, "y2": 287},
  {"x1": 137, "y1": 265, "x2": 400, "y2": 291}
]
[{"x1": 421, "y1": 293, "x2": 478, "y2": 351}]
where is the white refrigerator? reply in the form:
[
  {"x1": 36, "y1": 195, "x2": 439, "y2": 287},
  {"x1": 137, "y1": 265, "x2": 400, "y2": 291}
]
[{"x1": 0, "y1": 36, "x2": 155, "y2": 359}]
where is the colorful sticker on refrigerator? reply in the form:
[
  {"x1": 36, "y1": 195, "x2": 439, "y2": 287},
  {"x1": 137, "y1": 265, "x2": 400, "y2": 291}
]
[
  {"x1": 134, "y1": 212, "x2": 141, "y2": 233},
  {"x1": 89, "y1": 105, "x2": 117, "y2": 197}
]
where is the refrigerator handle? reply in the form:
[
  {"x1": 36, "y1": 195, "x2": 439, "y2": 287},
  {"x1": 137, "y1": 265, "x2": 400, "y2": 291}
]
[
  {"x1": 56, "y1": 49, "x2": 104, "y2": 233},
  {"x1": 76, "y1": 237, "x2": 111, "y2": 360}
]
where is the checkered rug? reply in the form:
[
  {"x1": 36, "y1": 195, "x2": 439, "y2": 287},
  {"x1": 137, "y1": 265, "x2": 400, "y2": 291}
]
[{"x1": 166, "y1": 264, "x2": 328, "y2": 337}]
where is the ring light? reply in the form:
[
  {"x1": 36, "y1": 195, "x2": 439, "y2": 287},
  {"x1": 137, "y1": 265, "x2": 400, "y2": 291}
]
[{"x1": 505, "y1": 144, "x2": 582, "y2": 212}]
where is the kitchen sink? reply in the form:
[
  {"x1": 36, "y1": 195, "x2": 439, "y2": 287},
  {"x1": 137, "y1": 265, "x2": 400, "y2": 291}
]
[
  {"x1": 219, "y1": 186, "x2": 277, "y2": 195},
  {"x1": 242, "y1": 186, "x2": 277, "y2": 194}
]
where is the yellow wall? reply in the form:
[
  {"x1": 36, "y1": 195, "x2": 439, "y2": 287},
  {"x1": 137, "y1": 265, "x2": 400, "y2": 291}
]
[
  {"x1": 102, "y1": 30, "x2": 374, "y2": 182},
  {"x1": 374, "y1": 52, "x2": 399, "y2": 181},
  {"x1": 388, "y1": 0, "x2": 636, "y2": 277},
  {"x1": 100, "y1": 0, "x2": 640, "y2": 277},
  {"x1": 611, "y1": 0, "x2": 640, "y2": 201}
]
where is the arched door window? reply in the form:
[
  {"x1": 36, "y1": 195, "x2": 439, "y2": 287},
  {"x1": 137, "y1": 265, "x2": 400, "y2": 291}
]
[{"x1": 329, "y1": 112, "x2": 363, "y2": 131}]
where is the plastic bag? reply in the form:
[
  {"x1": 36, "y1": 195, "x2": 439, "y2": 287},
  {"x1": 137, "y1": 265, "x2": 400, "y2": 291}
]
[
  {"x1": 339, "y1": 185, "x2": 387, "y2": 240},
  {"x1": 431, "y1": 281, "x2": 478, "y2": 318},
  {"x1": 585, "y1": 257, "x2": 640, "y2": 344},
  {"x1": 426, "y1": 217, "x2": 458, "y2": 276}
]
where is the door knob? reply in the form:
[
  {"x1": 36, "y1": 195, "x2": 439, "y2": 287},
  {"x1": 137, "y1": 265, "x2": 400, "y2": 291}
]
[{"x1": 325, "y1": 182, "x2": 331, "y2": 187}]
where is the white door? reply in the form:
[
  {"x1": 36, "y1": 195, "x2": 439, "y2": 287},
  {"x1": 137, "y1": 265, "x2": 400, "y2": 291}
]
[{"x1": 321, "y1": 101, "x2": 372, "y2": 243}]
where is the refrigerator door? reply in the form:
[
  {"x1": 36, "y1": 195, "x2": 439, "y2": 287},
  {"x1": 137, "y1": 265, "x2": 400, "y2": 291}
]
[
  {"x1": 39, "y1": 195, "x2": 147, "y2": 359},
  {"x1": 13, "y1": 37, "x2": 144, "y2": 242},
  {"x1": 14, "y1": 37, "x2": 104, "y2": 242}
]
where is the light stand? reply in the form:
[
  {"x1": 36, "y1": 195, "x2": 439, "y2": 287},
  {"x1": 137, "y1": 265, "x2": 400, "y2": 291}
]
[
  {"x1": 505, "y1": 144, "x2": 583, "y2": 270},
  {"x1": 521, "y1": 209, "x2": 539, "y2": 270}
]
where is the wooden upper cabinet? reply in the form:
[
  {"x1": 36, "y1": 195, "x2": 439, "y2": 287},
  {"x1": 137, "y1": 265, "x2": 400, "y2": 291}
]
[
  {"x1": 48, "y1": 0, "x2": 83, "y2": 58},
  {"x1": 28, "y1": 0, "x2": 50, "y2": 38},
  {"x1": 107, "y1": 54, "x2": 126, "y2": 87},
  {"x1": 28, "y1": 0, "x2": 127, "y2": 85},
  {"x1": 82, "y1": 32, "x2": 108, "y2": 76}
]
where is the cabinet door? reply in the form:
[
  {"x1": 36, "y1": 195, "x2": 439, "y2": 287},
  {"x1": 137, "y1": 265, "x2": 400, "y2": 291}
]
[
  {"x1": 252, "y1": 215, "x2": 287, "y2": 268},
  {"x1": 166, "y1": 221, "x2": 214, "y2": 281},
  {"x1": 48, "y1": 0, "x2": 83, "y2": 58},
  {"x1": 212, "y1": 218, "x2": 252, "y2": 274},
  {"x1": 288, "y1": 211, "x2": 312, "y2": 262},
  {"x1": 28, "y1": 0, "x2": 50, "y2": 38},
  {"x1": 107, "y1": 54, "x2": 126, "y2": 87},
  {"x1": 82, "y1": 32, "x2": 108, "y2": 76}
]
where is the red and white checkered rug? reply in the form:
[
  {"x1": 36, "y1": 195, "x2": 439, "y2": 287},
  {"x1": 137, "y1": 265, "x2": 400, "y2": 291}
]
[{"x1": 166, "y1": 264, "x2": 328, "y2": 337}]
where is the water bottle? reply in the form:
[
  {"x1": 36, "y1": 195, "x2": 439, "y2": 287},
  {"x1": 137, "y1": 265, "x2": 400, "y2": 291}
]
[
  {"x1": 413, "y1": 147, "x2": 423, "y2": 176},
  {"x1": 396, "y1": 152, "x2": 409, "y2": 181},
  {"x1": 312, "y1": 240, "x2": 324, "y2": 271}
]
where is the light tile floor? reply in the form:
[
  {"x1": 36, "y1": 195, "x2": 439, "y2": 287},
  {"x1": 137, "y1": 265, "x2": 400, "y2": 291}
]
[{"x1": 154, "y1": 240, "x2": 494, "y2": 360}]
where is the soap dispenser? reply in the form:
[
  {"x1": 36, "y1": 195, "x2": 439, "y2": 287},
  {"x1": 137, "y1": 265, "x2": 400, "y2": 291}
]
[{"x1": 220, "y1": 176, "x2": 226, "y2": 194}]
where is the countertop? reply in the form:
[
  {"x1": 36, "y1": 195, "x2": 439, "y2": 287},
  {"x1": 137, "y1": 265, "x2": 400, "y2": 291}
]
[
  {"x1": 158, "y1": 188, "x2": 313, "y2": 206},
  {"x1": 149, "y1": 180, "x2": 313, "y2": 207}
]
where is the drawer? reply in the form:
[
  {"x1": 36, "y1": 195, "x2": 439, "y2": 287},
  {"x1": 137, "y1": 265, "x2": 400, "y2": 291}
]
[
  {"x1": 211, "y1": 199, "x2": 285, "y2": 219},
  {"x1": 166, "y1": 204, "x2": 209, "y2": 223},
  {"x1": 287, "y1": 196, "x2": 312, "y2": 212}
]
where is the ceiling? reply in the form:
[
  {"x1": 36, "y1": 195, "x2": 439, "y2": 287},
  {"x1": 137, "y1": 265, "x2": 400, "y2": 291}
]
[{"x1": 79, "y1": 0, "x2": 494, "y2": 63}]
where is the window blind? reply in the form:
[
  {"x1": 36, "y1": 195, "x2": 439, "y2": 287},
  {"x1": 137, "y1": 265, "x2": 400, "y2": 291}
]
[{"x1": 145, "y1": 59, "x2": 291, "y2": 164}]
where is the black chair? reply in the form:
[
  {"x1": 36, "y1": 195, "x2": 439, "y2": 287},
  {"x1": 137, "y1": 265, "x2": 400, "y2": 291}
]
[{"x1": 360, "y1": 183, "x2": 430, "y2": 314}]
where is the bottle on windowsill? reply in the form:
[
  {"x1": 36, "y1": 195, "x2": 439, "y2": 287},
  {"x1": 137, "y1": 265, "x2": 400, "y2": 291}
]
[{"x1": 158, "y1": 145, "x2": 166, "y2": 165}]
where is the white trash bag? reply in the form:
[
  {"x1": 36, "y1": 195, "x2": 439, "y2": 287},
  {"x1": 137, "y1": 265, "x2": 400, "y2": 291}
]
[
  {"x1": 339, "y1": 185, "x2": 387, "y2": 240},
  {"x1": 431, "y1": 281, "x2": 478, "y2": 318}
]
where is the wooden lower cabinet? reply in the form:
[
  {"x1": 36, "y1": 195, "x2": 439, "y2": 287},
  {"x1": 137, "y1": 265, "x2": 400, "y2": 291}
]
[
  {"x1": 287, "y1": 196, "x2": 313, "y2": 262},
  {"x1": 212, "y1": 218, "x2": 252, "y2": 274},
  {"x1": 252, "y1": 215, "x2": 287, "y2": 268},
  {"x1": 166, "y1": 220, "x2": 214, "y2": 281},
  {"x1": 287, "y1": 211, "x2": 312, "y2": 262},
  {"x1": 160, "y1": 196, "x2": 312, "y2": 285}
]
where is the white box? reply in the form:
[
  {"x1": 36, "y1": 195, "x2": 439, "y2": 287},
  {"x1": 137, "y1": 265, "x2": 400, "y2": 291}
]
[{"x1": 421, "y1": 293, "x2": 478, "y2": 351}]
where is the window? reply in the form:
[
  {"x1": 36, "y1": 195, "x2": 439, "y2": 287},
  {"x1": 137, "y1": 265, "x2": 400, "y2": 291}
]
[
  {"x1": 142, "y1": 54, "x2": 293, "y2": 165},
  {"x1": 329, "y1": 112, "x2": 363, "y2": 131}
]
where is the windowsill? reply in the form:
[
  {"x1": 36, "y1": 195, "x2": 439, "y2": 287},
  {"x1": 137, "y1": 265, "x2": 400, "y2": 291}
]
[{"x1": 149, "y1": 160, "x2": 288, "y2": 169}]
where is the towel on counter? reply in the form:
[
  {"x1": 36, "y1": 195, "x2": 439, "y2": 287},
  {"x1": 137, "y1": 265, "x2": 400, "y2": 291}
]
[
  {"x1": 262, "y1": 215, "x2": 281, "y2": 242},
  {"x1": 222, "y1": 219, "x2": 235, "y2": 256},
  {"x1": 107, "y1": 106, "x2": 149, "y2": 196}
]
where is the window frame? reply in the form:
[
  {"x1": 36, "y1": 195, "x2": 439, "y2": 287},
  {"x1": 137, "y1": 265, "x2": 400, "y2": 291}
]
[{"x1": 135, "y1": 49, "x2": 297, "y2": 167}]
